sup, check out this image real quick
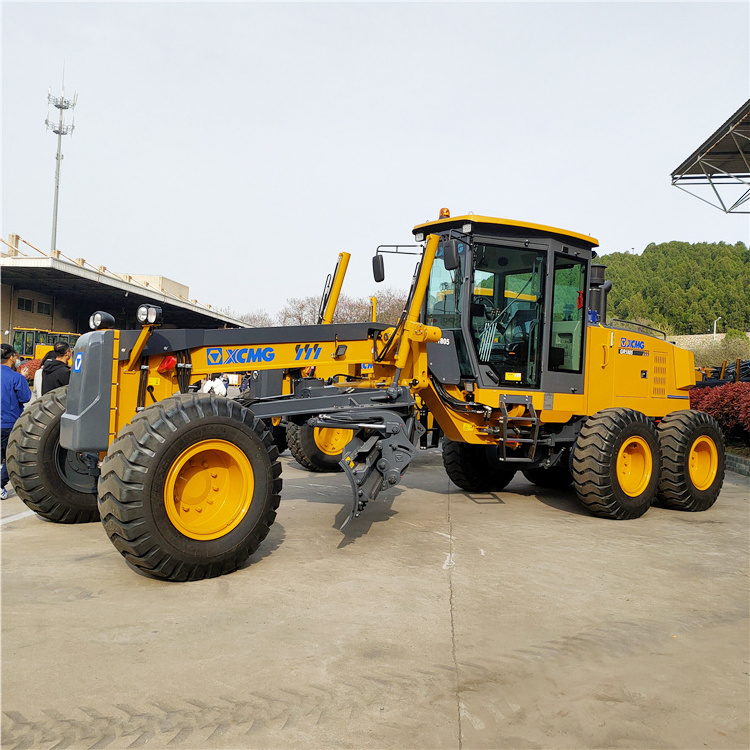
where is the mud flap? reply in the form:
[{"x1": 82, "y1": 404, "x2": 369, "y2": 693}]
[{"x1": 311, "y1": 409, "x2": 425, "y2": 529}]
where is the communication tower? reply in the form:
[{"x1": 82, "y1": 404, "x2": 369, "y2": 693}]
[{"x1": 46, "y1": 81, "x2": 77, "y2": 253}]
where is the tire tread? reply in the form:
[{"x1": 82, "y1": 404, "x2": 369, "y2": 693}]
[
  {"x1": 98, "y1": 393, "x2": 281, "y2": 580},
  {"x1": 572, "y1": 408, "x2": 659, "y2": 520},
  {"x1": 656, "y1": 409, "x2": 725, "y2": 511},
  {"x1": 6, "y1": 387, "x2": 99, "y2": 523}
]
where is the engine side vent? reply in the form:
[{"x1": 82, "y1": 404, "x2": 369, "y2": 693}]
[{"x1": 653, "y1": 353, "x2": 667, "y2": 398}]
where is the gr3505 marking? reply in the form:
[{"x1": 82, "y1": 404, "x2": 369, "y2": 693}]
[{"x1": 7, "y1": 211, "x2": 725, "y2": 581}]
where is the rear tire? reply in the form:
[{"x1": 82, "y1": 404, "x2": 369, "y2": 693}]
[
  {"x1": 98, "y1": 393, "x2": 282, "y2": 581},
  {"x1": 572, "y1": 408, "x2": 659, "y2": 519},
  {"x1": 6, "y1": 386, "x2": 99, "y2": 523},
  {"x1": 442, "y1": 440, "x2": 516, "y2": 492},
  {"x1": 286, "y1": 422, "x2": 348, "y2": 472},
  {"x1": 656, "y1": 410, "x2": 725, "y2": 511},
  {"x1": 271, "y1": 422, "x2": 288, "y2": 455}
]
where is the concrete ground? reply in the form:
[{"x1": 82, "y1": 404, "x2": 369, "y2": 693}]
[{"x1": 2, "y1": 450, "x2": 748, "y2": 750}]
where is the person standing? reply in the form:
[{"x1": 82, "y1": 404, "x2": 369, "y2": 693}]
[
  {"x1": 1, "y1": 344, "x2": 32, "y2": 499},
  {"x1": 41, "y1": 341, "x2": 72, "y2": 395},
  {"x1": 32, "y1": 349, "x2": 56, "y2": 401}
]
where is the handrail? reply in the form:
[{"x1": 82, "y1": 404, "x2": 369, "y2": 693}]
[{"x1": 609, "y1": 318, "x2": 667, "y2": 340}]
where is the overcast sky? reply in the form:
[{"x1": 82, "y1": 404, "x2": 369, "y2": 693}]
[{"x1": 2, "y1": 2, "x2": 748, "y2": 319}]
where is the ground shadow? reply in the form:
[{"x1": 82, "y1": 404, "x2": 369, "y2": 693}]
[
  {"x1": 284, "y1": 473, "x2": 353, "y2": 505},
  {"x1": 279, "y1": 461, "x2": 407, "y2": 548},
  {"x1": 243, "y1": 520, "x2": 286, "y2": 567},
  {"x1": 454, "y1": 478, "x2": 591, "y2": 517},
  {"x1": 527, "y1": 485, "x2": 591, "y2": 516},
  {"x1": 334, "y1": 486, "x2": 406, "y2": 549}
]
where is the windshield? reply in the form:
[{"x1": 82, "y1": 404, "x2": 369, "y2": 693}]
[
  {"x1": 470, "y1": 243, "x2": 546, "y2": 387},
  {"x1": 425, "y1": 243, "x2": 462, "y2": 330}
]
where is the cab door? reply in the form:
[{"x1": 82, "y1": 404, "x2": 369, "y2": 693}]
[{"x1": 542, "y1": 253, "x2": 588, "y2": 394}]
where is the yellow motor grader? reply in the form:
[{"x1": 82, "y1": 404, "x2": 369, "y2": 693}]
[{"x1": 7, "y1": 211, "x2": 725, "y2": 581}]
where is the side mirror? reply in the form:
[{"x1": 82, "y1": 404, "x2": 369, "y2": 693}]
[
  {"x1": 372, "y1": 254, "x2": 385, "y2": 283},
  {"x1": 443, "y1": 240, "x2": 460, "y2": 271}
]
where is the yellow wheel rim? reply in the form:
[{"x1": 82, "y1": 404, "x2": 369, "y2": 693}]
[
  {"x1": 164, "y1": 439, "x2": 254, "y2": 540},
  {"x1": 616, "y1": 436, "x2": 652, "y2": 497},
  {"x1": 314, "y1": 427, "x2": 353, "y2": 456},
  {"x1": 688, "y1": 435, "x2": 718, "y2": 491}
]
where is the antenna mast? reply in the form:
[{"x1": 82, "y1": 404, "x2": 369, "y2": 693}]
[{"x1": 46, "y1": 77, "x2": 77, "y2": 254}]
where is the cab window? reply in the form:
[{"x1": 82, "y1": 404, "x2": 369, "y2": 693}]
[
  {"x1": 549, "y1": 255, "x2": 587, "y2": 372},
  {"x1": 425, "y1": 246, "x2": 461, "y2": 330}
]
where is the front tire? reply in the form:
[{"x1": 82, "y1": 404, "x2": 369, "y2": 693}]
[
  {"x1": 442, "y1": 440, "x2": 516, "y2": 492},
  {"x1": 98, "y1": 393, "x2": 282, "y2": 581},
  {"x1": 286, "y1": 422, "x2": 350, "y2": 472},
  {"x1": 656, "y1": 410, "x2": 725, "y2": 511},
  {"x1": 6, "y1": 386, "x2": 99, "y2": 523},
  {"x1": 572, "y1": 408, "x2": 660, "y2": 519}
]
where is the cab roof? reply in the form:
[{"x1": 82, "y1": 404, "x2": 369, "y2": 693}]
[{"x1": 412, "y1": 214, "x2": 599, "y2": 249}]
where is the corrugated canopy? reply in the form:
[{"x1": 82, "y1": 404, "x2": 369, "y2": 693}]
[
  {"x1": 671, "y1": 99, "x2": 750, "y2": 213},
  {"x1": 672, "y1": 99, "x2": 750, "y2": 178}
]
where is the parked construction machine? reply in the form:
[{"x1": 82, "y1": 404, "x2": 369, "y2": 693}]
[{"x1": 7, "y1": 211, "x2": 725, "y2": 581}]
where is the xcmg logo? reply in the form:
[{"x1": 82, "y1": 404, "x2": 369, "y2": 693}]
[
  {"x1": 295, "y1": 344, "x2": 322, "y2": 361},
  {"x1": 206, "y1": 347, "x2": 275, "y2": 365},
  {"x1": 620, "y1": 338, "x2": 645, "y2": 350}
]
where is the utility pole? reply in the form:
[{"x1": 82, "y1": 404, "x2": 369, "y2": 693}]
[{"x1": 46, "y1": 79, "x2": 77, "y2": 254}]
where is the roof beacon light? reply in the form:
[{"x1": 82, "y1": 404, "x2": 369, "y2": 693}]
[
  {"x1": 439, "y1": 207, "x2": 451, "y2": 219},
  {"x1": 136, "y1": 305, "x2": 163, "y2": 326},
  {"x1": 89, "y1": 311, "x2": 115, "y2": 330}
]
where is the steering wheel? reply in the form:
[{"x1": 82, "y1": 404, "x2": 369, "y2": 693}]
[{"x1": 472, "y1": 295, "x2": 496, "y2": 318}]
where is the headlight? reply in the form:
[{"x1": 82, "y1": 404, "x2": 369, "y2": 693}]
[
  {"x1": 136, "y1": 305, "x2": 162, "y2": 325},
  {"x1": 89, "y1": 311, "x2": 115, "y2": 330}
]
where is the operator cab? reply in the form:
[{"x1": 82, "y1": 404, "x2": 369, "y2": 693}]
[{"x1": 414, "y1": 212, "x2": 598, "y2": 394}]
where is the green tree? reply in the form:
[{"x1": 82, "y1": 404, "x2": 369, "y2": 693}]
[{"x1": 600, "y1": 240, "x2": 749, "y2": 335}]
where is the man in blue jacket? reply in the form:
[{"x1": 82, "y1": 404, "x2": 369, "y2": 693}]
[{"x1": 1, "y1": 344, "x2": 31, "y2": 499}]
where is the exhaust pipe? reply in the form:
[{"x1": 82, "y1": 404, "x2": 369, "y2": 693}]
[{"x1": 589, "y1": 264, "x2": 612, "y2": 324}]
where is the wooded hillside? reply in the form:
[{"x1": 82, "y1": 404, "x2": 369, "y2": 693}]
[{"x1": 600, "y1": 240, "x2": 750, "y2": 335}]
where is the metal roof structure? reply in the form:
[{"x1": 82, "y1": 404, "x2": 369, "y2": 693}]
[
  {"x1": 1, "y1": 237, "x2": 245, "y2": 330},
  {"x1": 671, "y1": 99, "x2": 750, "y2": 214}
]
